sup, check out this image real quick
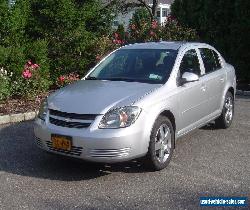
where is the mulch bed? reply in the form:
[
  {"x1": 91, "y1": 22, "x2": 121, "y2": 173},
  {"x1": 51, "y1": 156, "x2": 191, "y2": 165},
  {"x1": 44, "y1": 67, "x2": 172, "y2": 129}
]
[{"x1": 0, "y1": 92, "x2": 49, "y2": 116}]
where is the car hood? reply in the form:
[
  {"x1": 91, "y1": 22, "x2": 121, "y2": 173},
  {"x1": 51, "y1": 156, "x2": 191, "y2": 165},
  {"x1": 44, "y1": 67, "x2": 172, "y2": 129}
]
[{"x1": 48, "y1": 80, "x2": 161, "y2": 114}]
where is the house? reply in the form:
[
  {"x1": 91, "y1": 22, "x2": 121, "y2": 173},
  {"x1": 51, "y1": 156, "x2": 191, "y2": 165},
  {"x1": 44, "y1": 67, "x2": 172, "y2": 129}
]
[
  {"x1": 113, "y1": 0, "x2": 174, "y2": 29},
  {"x1": 8, "y1": 0, "x2": 15, "y2": 6}
]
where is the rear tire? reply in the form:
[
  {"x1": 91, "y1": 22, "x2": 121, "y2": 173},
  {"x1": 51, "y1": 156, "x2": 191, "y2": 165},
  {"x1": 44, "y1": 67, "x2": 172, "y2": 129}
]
[
  {"x1": 215, "y1": 91, "x2": 234, "y2": 129},
  {"x1": 144, "y1": 116, "x2": 175, "y2": 171}
]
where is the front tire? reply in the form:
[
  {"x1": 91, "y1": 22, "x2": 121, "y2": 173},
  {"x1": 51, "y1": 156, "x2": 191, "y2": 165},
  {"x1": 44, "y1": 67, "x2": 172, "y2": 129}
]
[
  {"x1": 144, "y1": 116, "x2": 175, "y2": 171},
  {"x1": 215, "y1": 91, "x2": 234, "y2": 129}
]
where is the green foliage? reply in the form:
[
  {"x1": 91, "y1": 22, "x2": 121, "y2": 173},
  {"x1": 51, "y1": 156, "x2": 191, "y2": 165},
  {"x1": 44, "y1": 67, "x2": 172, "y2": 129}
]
[
  {"x1": 0, "y1": 0, "x2": 51, "y2": 99},
  {"x1": 0, "y1": 68, "x2": 11, "y2": 101},
  {"x1": 116, "y1": 24, "x2": 126, "y2": 42},
  {"x1": 94, "y1": 36, "x2": 117, "y2": 60},
  {"x1": 171, "y1": 0, "x2": 250, "y2": 82},
  {"x1": 131, "y1": 8, "x2": 151, "y2": 26},
  {"x1": 0, "y1": 0, "x2": 10, "y2": 44},
  {"x1": 161, "y1": 18, "x2": 199, "y2": 41},
  {"x1": 10, "y1": 60, "x2": 50, "y2": 99},
  {"x1": 27, "y1": 0, "x2": 114, "y2": 79},
  {"x1": 0, "y1": 0, "x2": 115, "y2": 101}
]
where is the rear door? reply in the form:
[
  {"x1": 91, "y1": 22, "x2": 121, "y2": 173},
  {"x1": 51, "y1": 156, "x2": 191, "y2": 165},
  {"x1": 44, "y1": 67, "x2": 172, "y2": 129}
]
[{"x1": 198, "y1": 48, "x2": 226, "y2": 114}]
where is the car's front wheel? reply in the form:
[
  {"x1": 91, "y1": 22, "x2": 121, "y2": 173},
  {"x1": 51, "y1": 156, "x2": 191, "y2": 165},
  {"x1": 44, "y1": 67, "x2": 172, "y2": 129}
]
[
  {"x1": 144, "y1": 116, "x2": 174, "y2": 171},
  {"x1": 215, "y1": 91, "x2": 234, "y2": 128}
]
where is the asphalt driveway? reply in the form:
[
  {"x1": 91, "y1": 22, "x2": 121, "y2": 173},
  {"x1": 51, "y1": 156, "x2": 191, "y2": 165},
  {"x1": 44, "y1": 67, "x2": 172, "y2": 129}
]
[{"x1": 0, "y1": 96, "x2": 249, "y2": 210}]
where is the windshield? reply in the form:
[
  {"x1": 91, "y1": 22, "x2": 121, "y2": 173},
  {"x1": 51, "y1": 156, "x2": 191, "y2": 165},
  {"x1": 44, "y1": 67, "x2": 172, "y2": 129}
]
[{"x1": 86, "y1": 49, "x2": 177, "y2": 84}]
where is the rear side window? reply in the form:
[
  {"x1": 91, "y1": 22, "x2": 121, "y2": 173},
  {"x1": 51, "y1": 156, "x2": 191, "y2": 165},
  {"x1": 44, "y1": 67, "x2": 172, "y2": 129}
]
[
  {"x1": 199, "y1": 48, "x2": 221, "y2": 74},
  {"x1": 212, "y1": 50, "x2": 222, "y2": 69},
  {"x1": 179, "y1": 49, "x2": 201, "y2": 76}
]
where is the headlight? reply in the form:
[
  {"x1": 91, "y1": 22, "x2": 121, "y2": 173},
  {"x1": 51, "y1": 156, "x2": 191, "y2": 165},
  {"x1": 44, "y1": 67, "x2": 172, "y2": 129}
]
[
  {"x1": 38, "y1": 99, "x2": 48, "y2": 120},
  {"x1": 99, "y1": 106, "x2": 141, "y2": 129}
]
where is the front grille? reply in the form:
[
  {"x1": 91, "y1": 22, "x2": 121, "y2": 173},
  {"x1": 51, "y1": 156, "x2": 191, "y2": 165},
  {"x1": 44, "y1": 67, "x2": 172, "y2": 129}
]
[
  {"x1": 46, "y1": 141, "x2": 83, "y2": 156},
  {"x1": 49, "y1": 109, "x2": 97, "y2": 129},
  {"x1": 49, "y1": 109, "x2": 97, "y2": 120},
  {"x1": 89, "y1": 148, "x2": 130, "y2": 158},
  {"x1": 49, "y1": 117, "x2": 90, "y2": 128},
  {"x1": 35, "y1": 137, "x2": 43, "y2": 148}
]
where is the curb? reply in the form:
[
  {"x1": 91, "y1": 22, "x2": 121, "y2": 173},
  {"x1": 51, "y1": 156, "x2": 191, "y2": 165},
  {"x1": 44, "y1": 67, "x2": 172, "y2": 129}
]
[
  {"x1": 0, "y1": 111, "x2": 38, "y2": 125},
  {"x1": 236, "y1": 90, "x2": 250, "y2": 96}
]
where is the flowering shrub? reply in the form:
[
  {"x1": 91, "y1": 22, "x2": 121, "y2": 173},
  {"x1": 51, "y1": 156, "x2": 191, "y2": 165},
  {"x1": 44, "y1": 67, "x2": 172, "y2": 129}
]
[
  {"x1": 56, "y1": 72, "x2": 80, "y2": 88},
  {"x1": 0, "y1": 67, "x2": 11, "y2": 101},
  {"x1": 112, "y1": 32, "x2": 126, "y2": 45},
  {"x1": 127, "y1": 14, "x2": 198, "y2": 43},
  {"x1": 91, "y1": 14, "x2": 198, "y2": 73},
  {"x1": 94, "y1": 36, "x2": 118, "y2": 63},
  {"x1": 11, "y1": 60, "x2": 51, "y2": 99},
  {"x1": 22, "y1": 60, "x2": 39, "y2": 79},
  {"x1": 160, "y1": 16, "x2": 198, "y2": 41}
]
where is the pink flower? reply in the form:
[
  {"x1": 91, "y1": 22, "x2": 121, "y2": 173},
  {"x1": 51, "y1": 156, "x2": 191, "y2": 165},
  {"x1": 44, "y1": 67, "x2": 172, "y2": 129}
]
[
  {"x1": 27, "y1": 60, "x2": 32, "y2": 66},
  {"x1": 32, "y1": 63, "x2": 39, "y2": 69},
  {"x1": 149, "y1": 31, "x2": 156, "y2": 37},
  {"x1": 130, "y1": 24, "x2": 136, "y2": 30},
  {"x1": 113, "y1": 39, "x2": 122, "y2": 44},
  {"x1": 167, "y1": 15, "x2": 176, "y2": 22},
  {"x1": 114, "y1": 33, "x2": 119, "y2": 38},
  {"x1": 151, "y1": 20, "x2": 158, "y2": 29},
  {"x1": 96, "y1": 55, "x2": 101, "y2": 61},
  {"x1": 59, "y1": 76, "x2": 65, "y2": 82},
  {"x1": 22, "y1": 69, "x2": 32, "y2": 79}
]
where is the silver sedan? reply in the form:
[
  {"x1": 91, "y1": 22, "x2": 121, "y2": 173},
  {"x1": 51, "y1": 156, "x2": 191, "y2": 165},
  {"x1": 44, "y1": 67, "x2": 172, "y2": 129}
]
[{"x1": 34, "y1": 42, "x2": 236, "y2": 170}]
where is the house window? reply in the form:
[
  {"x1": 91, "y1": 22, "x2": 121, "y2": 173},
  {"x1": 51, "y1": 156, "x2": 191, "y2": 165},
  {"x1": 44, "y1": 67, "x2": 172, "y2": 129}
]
[
  {"x1": 157, "y1": 10, "x2": 160, "y2": 17},
  {"x1": 113, "y1": 20, "x2": 119, "y2": 27},
  {"x1": 162, "y1": 9, "x2": 167, "y2": 17}
]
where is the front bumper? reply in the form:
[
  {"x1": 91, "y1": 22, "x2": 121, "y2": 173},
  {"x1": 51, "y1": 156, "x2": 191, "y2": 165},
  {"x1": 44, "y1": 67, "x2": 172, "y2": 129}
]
[{"x1": 34, "y1": 117, "x2": 148, "y2": 163}]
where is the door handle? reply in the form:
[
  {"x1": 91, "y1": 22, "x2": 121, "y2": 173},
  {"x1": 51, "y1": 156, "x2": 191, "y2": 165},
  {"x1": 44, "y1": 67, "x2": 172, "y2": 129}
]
[{"x1": 220, "y1": 78, "x2": 224, "y2": 82}]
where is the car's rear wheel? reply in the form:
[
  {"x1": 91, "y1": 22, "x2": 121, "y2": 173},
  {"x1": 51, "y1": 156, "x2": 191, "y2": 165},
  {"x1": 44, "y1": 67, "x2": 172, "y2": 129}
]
[
  {"x1": 144, "y1": 116, "x2": 174, "y2": 171},
  {"x1": 215, "y1": 91, "x2": 234, "y2": 129}
]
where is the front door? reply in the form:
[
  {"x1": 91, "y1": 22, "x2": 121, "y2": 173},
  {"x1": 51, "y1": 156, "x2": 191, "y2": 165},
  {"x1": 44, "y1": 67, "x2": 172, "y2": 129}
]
[{"x1": 177, "y1": 49, "x2": 209, "y2": 134}]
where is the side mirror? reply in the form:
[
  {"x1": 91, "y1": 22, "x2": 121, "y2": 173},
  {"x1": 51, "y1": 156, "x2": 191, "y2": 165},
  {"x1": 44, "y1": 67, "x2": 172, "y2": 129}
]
[{"x1": 181, "y1": 72, "x2": 199, "y2": 84}]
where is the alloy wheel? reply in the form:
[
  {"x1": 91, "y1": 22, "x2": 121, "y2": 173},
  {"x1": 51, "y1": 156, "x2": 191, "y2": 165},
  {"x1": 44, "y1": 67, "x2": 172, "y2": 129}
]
[
  {"x1": 155, "y1": 124, "x2": 172, "y2": 163},
  {"x1": 224, "y1": 96, "x2": 233, "y2": 124}
]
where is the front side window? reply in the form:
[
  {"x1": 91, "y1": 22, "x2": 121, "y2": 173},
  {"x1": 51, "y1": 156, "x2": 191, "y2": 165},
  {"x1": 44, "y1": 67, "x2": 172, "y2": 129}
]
[
  {"x1": 87, "y1": 49, "x2": 177, "y2": 84},
  {"x1": 179, "y1": 49, "x2": 201, "y2": 76},
  {"x1": 199, "y1": 48, "x2": 221, "y2": 73}
]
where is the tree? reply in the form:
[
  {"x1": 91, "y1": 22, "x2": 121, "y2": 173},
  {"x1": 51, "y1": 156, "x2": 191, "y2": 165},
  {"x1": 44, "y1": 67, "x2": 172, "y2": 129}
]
[
  {"x1": 0, "y1": 0, "x2": 116, "y2": 99},
  {"x1": 107, "y1": 0, "x2": 160, "y2": 21},
  {"x1": 26, "y1": 0, "x2": 115, "y2": 79},
  {"x1": 171, "y1": 0, "x2": 250, "y2": 82}
]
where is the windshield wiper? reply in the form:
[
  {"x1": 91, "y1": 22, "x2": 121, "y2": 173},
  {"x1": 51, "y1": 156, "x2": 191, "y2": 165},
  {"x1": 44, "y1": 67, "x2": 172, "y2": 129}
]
[
  {"x1": 85, "y1": 76, "x2": 99, "y2": 80},
  {"x1": 86, "y1": 76, "x2": 143, "y2": 83},
  {"x1": 103, "y1": 77, "x2": 139, "y2": 82}
]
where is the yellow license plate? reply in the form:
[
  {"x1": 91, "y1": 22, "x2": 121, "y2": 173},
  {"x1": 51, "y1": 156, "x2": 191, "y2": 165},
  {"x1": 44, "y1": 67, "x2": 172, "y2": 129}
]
[{"x1": 51, "y1": 135, "x2": 72, "y2": 151}]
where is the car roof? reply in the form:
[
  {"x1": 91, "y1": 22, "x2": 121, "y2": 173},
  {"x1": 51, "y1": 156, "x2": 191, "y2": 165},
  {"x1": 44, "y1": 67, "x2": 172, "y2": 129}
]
[{"x1": 121, "y1": 41, "x2": 207, "y2": 50}]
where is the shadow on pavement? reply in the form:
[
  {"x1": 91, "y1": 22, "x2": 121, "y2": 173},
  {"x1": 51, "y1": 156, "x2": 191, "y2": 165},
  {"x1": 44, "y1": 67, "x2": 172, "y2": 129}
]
[{"x1": 0, "y1": 121, "x2": 146, "y2": 181}]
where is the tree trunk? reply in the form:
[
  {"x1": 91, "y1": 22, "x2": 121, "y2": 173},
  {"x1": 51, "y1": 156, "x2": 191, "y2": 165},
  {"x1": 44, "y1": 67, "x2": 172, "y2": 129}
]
[{"x1": 151, "y1": 0, "x2": 159, "y2": 18}]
